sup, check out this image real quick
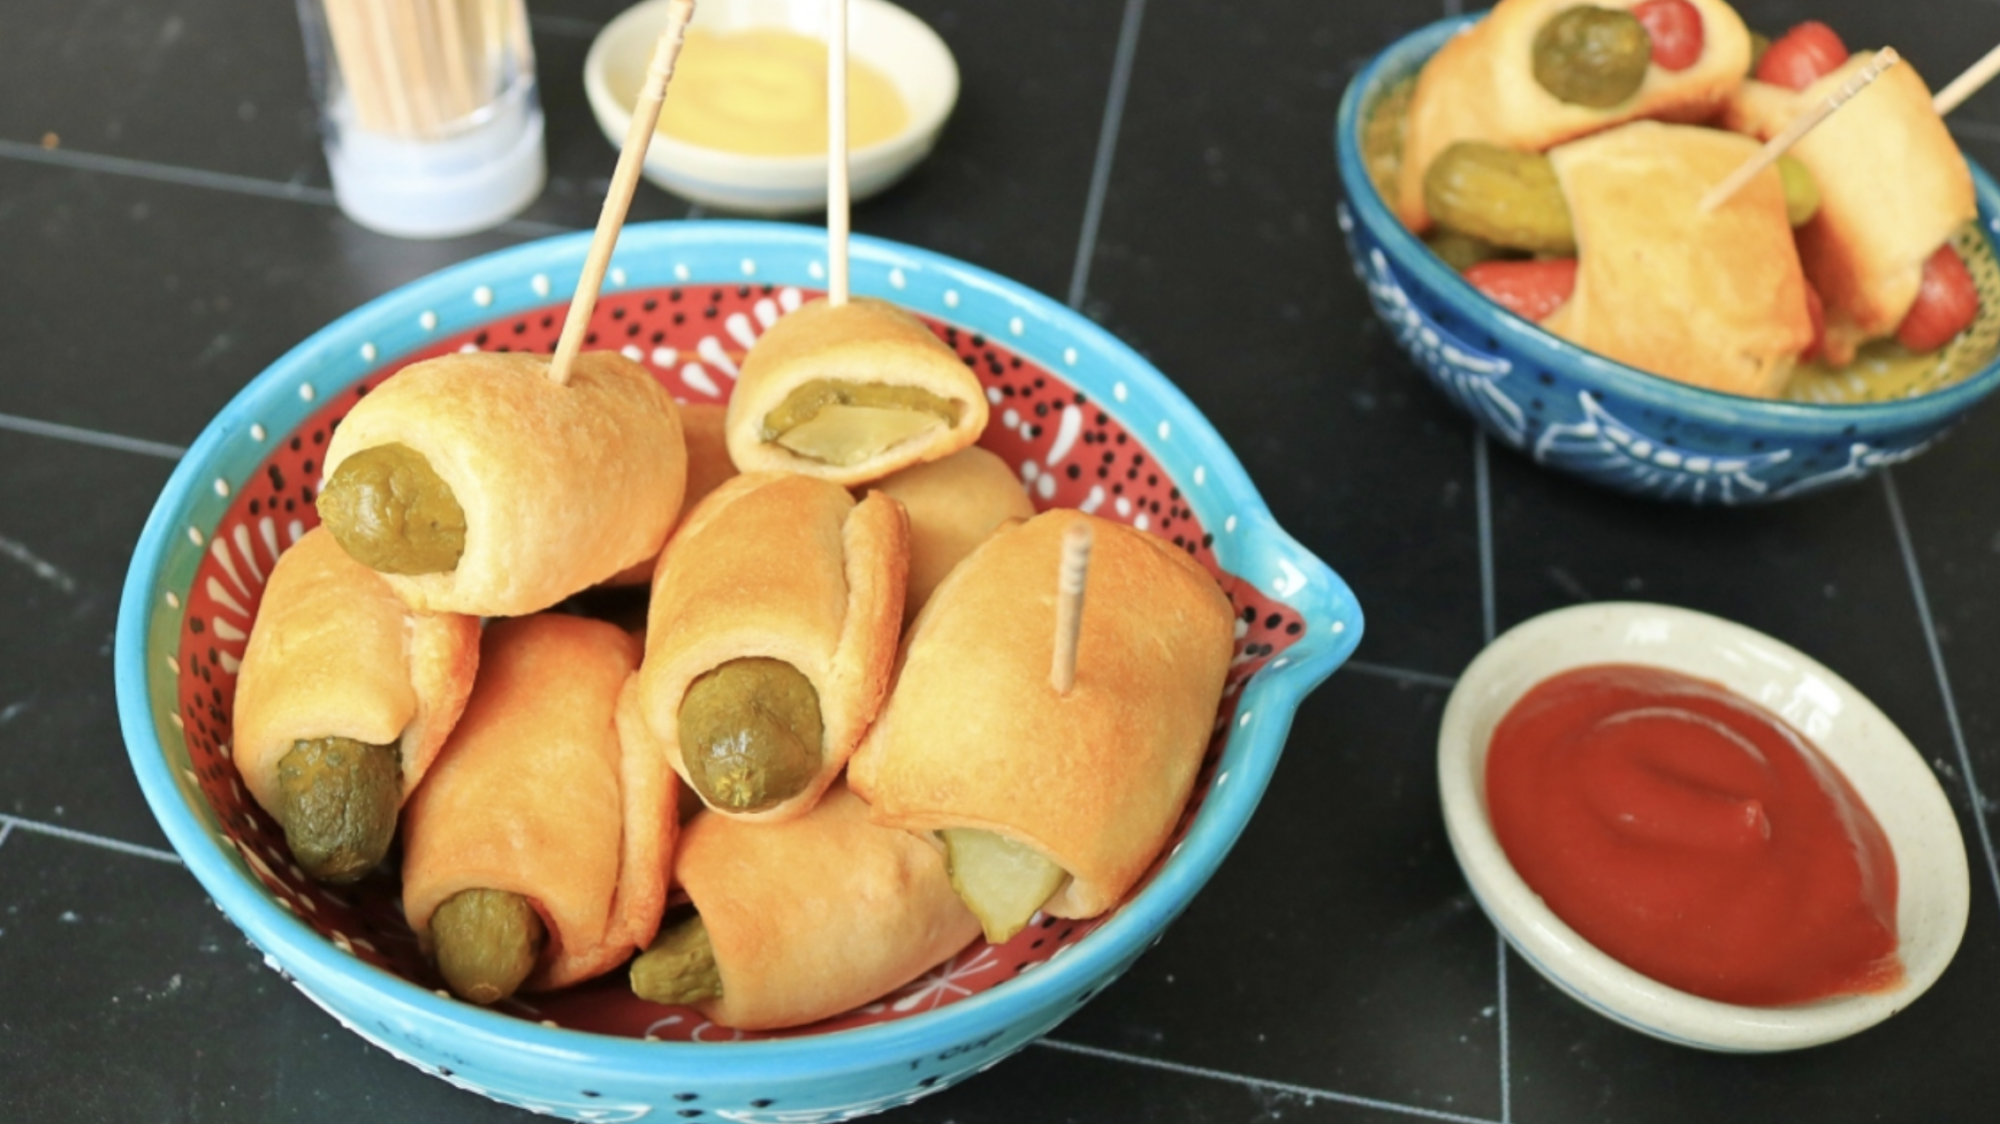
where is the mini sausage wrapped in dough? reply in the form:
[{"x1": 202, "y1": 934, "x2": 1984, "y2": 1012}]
[
  {"x1": 1722, "y1": 52, "x2": 1976, "y2": 366},
  {"x1": 318, "y1": 350, "x2": 686, "y2": 616},
  {"x1": 232, "y1": 527, "x2": 479, "y2": 884},
  {"x1": 630, "y1": 783, "x2": 980, "y2": 1030},
  {"x1": 1396, "y1": 0, "x2": 1753, "y2": 231},
  {"x1": 724, "y1": 297, "x2": 989, "y2": 486},
  {"x1": 638, "y1": 472, "x2": 908, "y2": 822},
  {"x1": 401, "y1": 615, "x2": 674, "y2": 1002},
  {"x1": 848, "y1": 510, "x2": 1235, "y2": 941}
]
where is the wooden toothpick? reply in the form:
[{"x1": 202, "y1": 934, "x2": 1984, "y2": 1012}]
[
  {"x1": 548, "y1": 0, "x2": 697, "y2": 386},
  {"x1": 1049, "y1": 522, "x2": 1095, "y2": 696},
  {"x1": 826, "y1": 0, "x2": 851, "y2": 307},
  {"x1": 1933, "y1": 42, "x2": 2000, "y2": 117},
  {"x1": 1700, "y1": 47, "x2": 1900, "y2": 214}
]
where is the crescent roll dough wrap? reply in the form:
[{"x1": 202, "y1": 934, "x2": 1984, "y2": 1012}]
[
  {"x1": 233, "y1": 526, "x2": 479, "y2": 821},
  {"x1": 1396, "y1": 0, "x2": 1752, "y2": 231},
  {"x1": 321, "y1": 350, "x2": 686, "y2": 616},
  {"x1": 402, "y1": 615, "x2": 673, "y2": 992},
  {"x1": 848, "y1": 510, "x2": 1235, "y2": 921},
  {"x1": 639, "y1": 472, "x2": 909, "y2": 823},
  {"x1": 1542, "y1": 121, "x2": 1813, "y2": 397},
  {"x1": 1721, "y1": 53, "x2": 1976, "y2": 366},
  {"x1": 724, "y1": 297, "x2": 989, "y2": 486},
  {"x1": 874, "y1": 446, "x2": 1037, "y2": 625},
  {"x1": 669, "y1": 784, "x2": 982, "y2": 1030},
  {"x1": 602, "y1": 402, "x2": 740, "y2": 589}
]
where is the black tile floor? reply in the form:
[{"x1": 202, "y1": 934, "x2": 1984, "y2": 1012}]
[{"x1": 5, "y1": 1, "x2": 2000, "y2": 1121}]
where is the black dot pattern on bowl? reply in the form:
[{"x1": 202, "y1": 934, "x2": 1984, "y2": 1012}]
[{"x1": 170, "y1": 283, "x2": 1311, "y2": 1041}]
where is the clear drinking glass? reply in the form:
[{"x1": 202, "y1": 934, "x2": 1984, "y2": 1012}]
[{"x1": 295, "y1": 0, "x2": 546, "y2": 238}]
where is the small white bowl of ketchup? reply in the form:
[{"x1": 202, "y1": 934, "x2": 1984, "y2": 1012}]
[
  {"x1": 584, "y1": 0, "x2": 959, "y2": 214},
  {"x1": 1439, "y1": 602, "x2": 1970, "y2": 1052}
]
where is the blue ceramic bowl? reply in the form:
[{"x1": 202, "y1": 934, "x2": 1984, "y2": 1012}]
[
  {"x1": 115, "y1": 221, "x2": 1362, "y2": 1122},
  {"x1": 1336, "y1": 16, "x2": 2000, "y2": 505}
]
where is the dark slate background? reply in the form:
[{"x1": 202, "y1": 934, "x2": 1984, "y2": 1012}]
[{"x1": 3, "y1": 2, "x2": 1997, "y2": 1121}]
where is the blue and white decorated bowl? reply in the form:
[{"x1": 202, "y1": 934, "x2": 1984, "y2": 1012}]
[
  {"x1": 1335, "y1": 16, "x2": 2000, "y2": 505},
  {"x1": 115, "y1": 221, "x2": 1362, "y2": 1122}
]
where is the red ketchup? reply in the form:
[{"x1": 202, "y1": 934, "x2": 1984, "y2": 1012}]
[{"x1": 1485, "y1": 664, "x2": 1902, "y2": 1007}]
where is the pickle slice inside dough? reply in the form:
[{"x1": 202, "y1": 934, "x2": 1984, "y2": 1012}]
[
  {"x1": 941, "y1": 828, "x2": 1067, "y2": 944},
  {"x1": 774, "y1": 405, "x2": 947, "y2": 466},
  {"x1": 762, "y1": 379, "x2": 962, "y2": 466}
]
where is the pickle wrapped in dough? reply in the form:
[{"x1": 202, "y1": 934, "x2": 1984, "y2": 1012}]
[
  {"x1": 318, "y1": 350, "x2": 686, "y2": 616},
  {"x1": 1542, "y1": 121, "x2": 1813, "y2": 397},
  {"x1": 232, "y1": 527, "x2": 480, "y2": 884},
  {"x1": 401, "y1": 615, "x2": 674, "y2": 1002},
  {"x1": 725, "y1": 297, "x2": 989, "y2": 486},
  {"x1": 1396, "y1": 0, "x2": 1752, "y2": 232},
  {"x1": 630, "y1": 784, "x2": 980, "y2": 1030},
  {"x1": 1722, "y1": 52, "x2": 1976, "y2": 366},
  {"x1": 873, "y1": 445, "x2": 1037, "y2": 625},
  {"x1": 638, "y1": 472, "x2": 908, "y2": 822},
  {"x1": 848, "y1": 510, "x2": 1235, "y2": 941}
]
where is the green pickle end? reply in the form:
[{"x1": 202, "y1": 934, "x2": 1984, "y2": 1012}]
[
  {"x1": 275, "y1": 736, "x2": 401, "y2": 884},
  {"x1": 1423, "y1": 142, "x2": 1576, "y2": 255},
  {"x1": 1532, "y1": 6, "x2": 1652, "y2": 109},
  {"x1": 677, "y1": 658, "x2": 824, "y2": 813},
  {"x1": 431, "y1": 888, "x2": 546, "y2": 1005},
  {"x1": 631, "y1": 913, "x2": 724, "y2": 1005},
  {"x1": 316, "y1": 442, "x2": 467, "y2": 575},
  {"x1": 1777, "y1": 155, "x2": 1821, "y2": 227}
]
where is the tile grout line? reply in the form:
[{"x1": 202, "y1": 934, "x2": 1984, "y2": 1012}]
[
  {"x1": 1474, "y1": 430, "x2": 1497, "y2": 646},
  {"x1": 0, "y1": 814, "x2": 183, "y2": 865},
  {"x1": 1345, "y1": 659, "x2": 1459, "y2": 689},
  {"x1": 1881, "y1": 469, "x2": 2000, "y2": 912},
  {"x1": 1473, "y1": 428, "x2": 1510, "y2": 1123},
  {"x1": 1067, "y1": 0, "x2": 1149, "y2": 310},
  {"x1": 0, "y1": 136, "x2": 339, "y2": 205},
  {"x1": 0, "y1": 138, "x2": 573, "y2": 238},
  {"x1": 1034, "y1": 1038, "x2": 1503, "y2": 1124},
  {"x1": 0, "y1": 411, "x2": 186, "y2": 460}
]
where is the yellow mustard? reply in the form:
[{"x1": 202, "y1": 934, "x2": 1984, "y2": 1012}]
[{"x1": 658, "y1": 29, "x2": 908, "y2": 156}]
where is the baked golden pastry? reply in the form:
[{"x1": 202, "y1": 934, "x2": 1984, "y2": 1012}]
[
  {"x1": 601, "y1": 401, "x2": 740, "y2": 589},
  {"x1": 401, "y1": 615, "x2": 673, "y2": 998},
  {"x1": 632, "y1": 783, "x2": 981, "y2": 1030},
  {"x1": 848, "y1": 510, "x2": 1235, "y2": 934},
  {"x1": 1542, "y1": 121, "x2": 1813, "y2": 397},
  {"x1": 232, "y1": 526, "x2": 479, "y2": 882},
  {"x1": 724, "y1": 297, "x2": 988, "y2": 486},
  {"x1": 1722, "y1": 52, "x2": 1976, "y2": 365},
  {"x1": 1397, "y1": 0, "x2": 1753, "y2": 231},
  {"x1": 637, "y1": 472, "x2": 908, "y2": 823},
  {"x1": 319, "y1": 350, "x2": 686, "y2": 616},
  {"x1": 872, "y1": 445, "x2": 1037, "y2": 625}
]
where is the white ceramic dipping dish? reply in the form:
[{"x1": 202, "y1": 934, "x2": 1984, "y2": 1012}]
[
  {"x1": 584, "y1": 0, "x2": 959, "y2": 214},
  {"x1": 1439, "y1": 602, "x2": 1970, "y2": 1052}
]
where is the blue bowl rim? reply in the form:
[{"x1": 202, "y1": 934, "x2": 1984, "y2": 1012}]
[
  {"x1": 1333, "y1": 14, "x2": 2000, "y2": 435},
  {"x1": 114, "y1": 219, "x2": 1363, "y2": 1085}
]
